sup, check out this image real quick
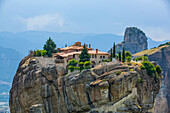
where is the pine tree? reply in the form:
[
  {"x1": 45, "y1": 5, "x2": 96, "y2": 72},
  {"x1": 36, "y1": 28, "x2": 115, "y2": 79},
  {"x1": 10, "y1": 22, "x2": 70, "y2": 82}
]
[
  {"x1": 122, "y1": 47, "x2": 125, "y2": 63},
  {"x1": 113, "y1": 42, "x2": 116, "y2": 58},
  {"x1": 79, "y1": 44, "x2": 90, "y2": 62},
  {"x1": 118, "y1": 51, "x2": 121, "y2": 61},
  {"x1": 43, "y1": 37, "x2": 56, "y2": 57}
]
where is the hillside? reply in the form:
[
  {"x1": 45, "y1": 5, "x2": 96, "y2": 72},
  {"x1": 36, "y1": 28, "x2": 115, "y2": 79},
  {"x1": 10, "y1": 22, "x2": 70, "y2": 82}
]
[{"x1": 133, "y1": 43, "x2": 170, "y2": 57}]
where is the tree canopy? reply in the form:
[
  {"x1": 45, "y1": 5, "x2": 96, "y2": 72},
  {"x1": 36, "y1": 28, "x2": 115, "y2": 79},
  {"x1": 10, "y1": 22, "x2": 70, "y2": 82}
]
[
  {"x1": 79, "y1": 44, "x2": 90, "y2": 62},
  {"x1": 43, "y1": 37, "x2": 56, "y2": 57}
]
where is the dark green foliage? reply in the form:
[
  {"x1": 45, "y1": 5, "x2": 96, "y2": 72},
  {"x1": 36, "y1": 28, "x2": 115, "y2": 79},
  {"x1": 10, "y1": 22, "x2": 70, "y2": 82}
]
[
  {"x1": 138, "y1": 56, "x2": 143, "y2": 61},
  {"x1": 116, "y1": 71, "x2": 121, "y2": 75},
  {"x1": 68, "y1": 59, "x2": 78, "y2": 66},
  {"x1": 84, "y1": 61, "x2": 91, "y2": 67},
  {"x1": 43, "y1": 37, "x2": 56, "y2": 57},
  {"x1": 144, "y1": 54, "x2": 148, "y2": 57},
  {"x1": 138, "y1": 78, "x2": 141, "y2": 83},
  {"x1": 156, "y1": 65, "x2": 162, "y2": 74},
  {"x1": 113, "y1": 42, "x2": 116, "y2": 58},
  {"x1": 140, "y1": 65, "x2": 145, "y2": 70},
  {"x1": 126, "y1": 56, "x2": 131, "y2": 62},
  {"x1": 125, "y1": 51, "x2": 131, "y2": 57},
  {"x1": 102, "y1": 59, "x2": 107, "y2": 62},
  {"x1": 118, "y1": 51, "x2": 121, "y2": 61},
  {"x1": 143, "y1": 56, "x2": 148, "y2": 61},
  {"x1": 122, "y1": 47, "x2": 125, "y2": 63},
  {"x1": 79, "y1": 44, "x2": 90, "y2": 62},
  {"x1": 110, "y1": 48, "x2": 113, "y2": 58},
  {"x1": 135, "y1": 57, "x2": 138, "y2": 62},
  {"x1": 68, "y1": 66, "x2": 75, "y2": 72},
  {"x1": 79, "y1": 62, "x2": 84, "y2": 72},
  {"x1": 142, "y1": 61, "x2": 156, "y2": 76},
  {"x1": 65, "y1": 44, "x2": 67, "y2": 47}
]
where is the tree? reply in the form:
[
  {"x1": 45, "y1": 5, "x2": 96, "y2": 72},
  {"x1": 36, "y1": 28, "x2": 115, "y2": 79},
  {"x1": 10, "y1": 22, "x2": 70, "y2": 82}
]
[
  {"x1": 142, "y1": 61, "x2": 156, "y2": 76},
  {"x1": 110, "y1": 48, "x2": 113, "y2": 59},
  {"x1": 143, "y1": 56, "x2": 148, "y2": 61},
  {"x1": 122, "y1": 47, "x2": 125, "y2": 63},
  {"x1": 65, "y1": 44, "x2": 67, "y2": 47},
  {"x1": 79, "y1": 44, "x2": 90, "y2": 62},
  {"x1": 43, "y1": 37, "x2": 56, "y2": 57},
  {"x1": 125, "y1": 51, "x2": 131, "y2": 57},
  {"x1": 118, "y1": 51, "x2": 121, "y2": 61},
  {"x1": 113, "y1": 42, "x2": 116, "y2": 58},
  {"x1": 135, "y1": 57, "x2": 138, "y2": 62},
  {"x1": 156, "y1": 65, "x2": 162, "y2": 74},
  {"x1": 126, "y1": 56, "x2": 131, "y2": 62}
]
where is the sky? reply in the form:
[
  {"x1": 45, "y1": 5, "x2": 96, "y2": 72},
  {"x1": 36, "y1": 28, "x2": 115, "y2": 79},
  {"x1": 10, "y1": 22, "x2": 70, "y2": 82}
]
[{"x1": 0, "y1": 0, "x2": 170, "y2": 41}]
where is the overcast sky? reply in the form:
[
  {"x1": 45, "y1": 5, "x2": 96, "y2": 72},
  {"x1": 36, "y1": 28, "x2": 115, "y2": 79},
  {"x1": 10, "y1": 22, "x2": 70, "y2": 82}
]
[{"x1": 0, "y1": 0, "x2": 170, "y2": 41}]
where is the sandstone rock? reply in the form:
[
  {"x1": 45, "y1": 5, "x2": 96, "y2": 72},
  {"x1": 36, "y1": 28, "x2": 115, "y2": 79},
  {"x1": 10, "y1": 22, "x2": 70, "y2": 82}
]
[
  {"x1": 115, "y1": 27, "x2": 148, "y2": 54},
  {"x1": 9, "y1": 57, "x2": 161, "y2": 113}
]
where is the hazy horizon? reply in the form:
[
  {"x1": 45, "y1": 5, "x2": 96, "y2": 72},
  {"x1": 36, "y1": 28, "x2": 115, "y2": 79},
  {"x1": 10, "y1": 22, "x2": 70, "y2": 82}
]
[{"x1": 0, "y1": 0, "x2": 170, "y2": 41}]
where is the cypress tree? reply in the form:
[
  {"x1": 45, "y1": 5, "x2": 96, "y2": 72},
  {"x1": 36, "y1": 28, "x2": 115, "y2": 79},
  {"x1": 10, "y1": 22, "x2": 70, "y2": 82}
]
[
  {"x1": 110, "y1": 48, "x2": 113, "y2": 59},
  {"x1": 113, "y1": 42, "x2": 116, "y2": 58},
  {"x1": 118, "y1": 51, "x2": 121, "y2": 61},
  {"x1": 122, "y1": 47, "x2": 125, "y2": 63},
  {"x1": 79, "y1": 44, "x2": 90, "y2": 62}
]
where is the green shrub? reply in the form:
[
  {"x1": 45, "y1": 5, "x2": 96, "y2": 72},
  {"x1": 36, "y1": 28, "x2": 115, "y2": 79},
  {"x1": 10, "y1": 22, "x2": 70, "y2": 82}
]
[
  {"x1": 140, "y1": 65, "x2": 145, "y2": 70},
  {"x1": 126, "y1": 56, "x2": 131, "y2": 62},
  {"x1": 34, "y1": 50, "x2": 47, "y2": 56},
  {"x1": 138, "y1": 56, "x2": 143, "y2": 61},
  {"x1": 125, "y1": 51, "x2": 132, "y2": 57},
  {"x1": 68, "y1": 59, "x2": 78, "y2": 66},
  {"x1": 84, "y1": 61, "x2": 91, "y2": 67},
  {"x1": 79, "y1": 62, "x2": 84, "y2": 72},
  {"x1": 68, "y1": 66, "x2": 74, "y2": 72},
  {"x1": 102, "y1": 79, "x2": 106, "y2": 82},
  {"x1": 109, "y1": 59, "x2": 112, "y2": 62},
  {"x1": 156, "y1": 65, "x2": 162, "y2": 74},
  {"x1": 143, "y1": 56, "x2": 148, "y2": 61},
  {"x1": 135, "y1": 57, "x2": 138, "y2": 62},
  {"x1": 144, "y1": 54, "x2": 148, "y2": 57},
  {"x1": 130, "y1": 69, "x2": 133, "y2": 71},
  {"x1": 116, "y1": 71, "x2": 121, "y2": 75},
  {"x1": 102, "y1": 59, "x2": 107, "y2": 62},
  {"x1": 138, "y1": 78, "x2": 141, "y2": 83},
  {"x1": 142, "y1": 61, "x2": 156, "y2": 76}
]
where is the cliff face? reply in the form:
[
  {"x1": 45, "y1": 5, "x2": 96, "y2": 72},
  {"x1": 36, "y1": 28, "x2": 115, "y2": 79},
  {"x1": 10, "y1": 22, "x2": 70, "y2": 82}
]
[
  {"x1": 9, "y1": 57, "x2": 161, "y2": 113},
  {"x1": 116, "y1": 27, "x2": 147, "y2": 54},
  {"x1": 148, "y1": 46, "x2": 170, "y2": 113}
]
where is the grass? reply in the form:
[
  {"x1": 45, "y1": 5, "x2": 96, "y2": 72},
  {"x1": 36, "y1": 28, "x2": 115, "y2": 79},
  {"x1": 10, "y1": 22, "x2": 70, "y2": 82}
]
[{"x1": 133, "y1": 45, "x2": 169, "y2": 56}]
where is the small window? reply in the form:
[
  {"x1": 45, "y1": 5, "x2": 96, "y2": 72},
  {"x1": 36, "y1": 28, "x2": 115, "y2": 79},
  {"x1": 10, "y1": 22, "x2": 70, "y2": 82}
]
[
  {"x1": 95, "y1": 55, "x2": 97, "y2": 58},
  {"x1": 103, "y1": 56, "x2": 105, "y2": 58},
  {"x1": 92, "y1": 55, "x2": 94, "y2": 58},
  {"x1": 100, "y1": 56, "x2": 102, "y2": 59},
  {"x1": 73, "y1": 54, "x2": 75, "y2": 58}
]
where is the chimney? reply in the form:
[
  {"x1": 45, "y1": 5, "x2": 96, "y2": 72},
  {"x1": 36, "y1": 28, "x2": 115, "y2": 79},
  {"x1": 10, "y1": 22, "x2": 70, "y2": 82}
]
[
  {"x1": 89, "y1": 44, "x2": 91, "y2": 48},
  {"x1": 96, "y1": 49, "x2": 98, "y2": 54}
]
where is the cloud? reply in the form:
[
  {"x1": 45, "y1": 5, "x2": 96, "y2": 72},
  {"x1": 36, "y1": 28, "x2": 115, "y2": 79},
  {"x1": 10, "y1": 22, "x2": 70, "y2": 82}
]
[{"x1": 18, "y1": 14, "x2": 65, "y2": 31}]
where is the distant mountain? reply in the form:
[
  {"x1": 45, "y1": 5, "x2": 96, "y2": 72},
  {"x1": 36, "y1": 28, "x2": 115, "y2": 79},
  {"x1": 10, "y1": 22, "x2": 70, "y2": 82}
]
[
  {"x1": 0, "y1": 31, "x2": 168, "y2": 56},
  {"x1": 0, "y1": 46, "x2": 22, "y2": 82}
]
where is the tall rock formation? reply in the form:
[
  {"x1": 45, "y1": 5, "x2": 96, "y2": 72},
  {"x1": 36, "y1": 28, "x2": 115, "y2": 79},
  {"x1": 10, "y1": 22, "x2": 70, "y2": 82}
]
[
  {"x1": 133, "y1": 44, "x2": 170, "y2": 113},
  {"x1": 9, "y1": 56, "x2": 161, "y2": 113},
  {"x1": 115, "y1": 27, "x2": 148, "y2": 54}
]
